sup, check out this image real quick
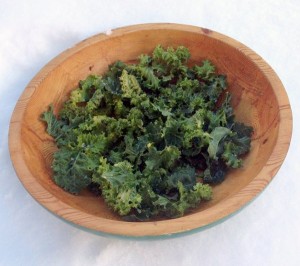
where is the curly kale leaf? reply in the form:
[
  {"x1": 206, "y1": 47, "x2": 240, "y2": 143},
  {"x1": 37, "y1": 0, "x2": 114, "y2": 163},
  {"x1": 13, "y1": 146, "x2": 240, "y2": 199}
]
[
  {"x1": 194, "y1": 60, "x2": 215, "y2": 80},
  {"x1": 101, "y1": 160, "x2": 134, "y2": 187},
  {"x1": 145, "y1": 145, "x2": 181, "y2": 171},
  {"x1": 221, "y1": 122, "x2": 253, "y2": 168},
  {"x1": 163, "y1": 117, "x2": 184, "y2": 147},
  {"x1": 102, "y1": 61, "x2": 126, "y2": 94},
  {"x1": 167, "y1": 165, "x2": 196, "y2": 190},
  {"x1": 120, "y1": 69, "x2": 143, "y2": 100},
  {"x1": 124, "y1": 135, "x2": 148, "y2": 166},
  {"x1": 98, "y1": 161, "x2": 143, "y2": 216},
  {"x1": 207, "y1": 127, "x2": 231, "y2": 159},
  {"x1": 52, "y1": 147, "x2": 98, "y2": 194},
  {"x1": 203, "y1": 158, "x2": 228, "y2": 184},
  {"x1": 152, "y1": 182, "x2": 212, "y2": 218},
  {"x1": 41, "y1": 105, "x2": 64, "y2": 139},
  {"x1": 124, "y1": 181, "x2": 212, "y2": 221},
  {"x1": 152, "y1": 45, "x2": 190, "y2": 72}
]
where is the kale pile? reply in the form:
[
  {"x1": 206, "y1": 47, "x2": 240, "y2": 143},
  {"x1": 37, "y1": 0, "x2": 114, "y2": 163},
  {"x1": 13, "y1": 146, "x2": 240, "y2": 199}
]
[{"x1": 42, "y1": 45, "x2": 253, "y2": 220}]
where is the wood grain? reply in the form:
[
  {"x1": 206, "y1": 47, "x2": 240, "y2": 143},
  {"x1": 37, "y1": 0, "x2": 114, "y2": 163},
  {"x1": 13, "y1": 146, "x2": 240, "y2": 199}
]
[{"x1": 9, "y1": 23, "x2": 292, "y2": 237}]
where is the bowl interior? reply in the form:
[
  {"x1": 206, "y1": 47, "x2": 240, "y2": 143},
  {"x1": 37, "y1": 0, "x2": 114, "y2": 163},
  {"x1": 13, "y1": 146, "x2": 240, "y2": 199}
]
[{"x1": 12, "y1": 25, "x2": 287, "y2": 234}]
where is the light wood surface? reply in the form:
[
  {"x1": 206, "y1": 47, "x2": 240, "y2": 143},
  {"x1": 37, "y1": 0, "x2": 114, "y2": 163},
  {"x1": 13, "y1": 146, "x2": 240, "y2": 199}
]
[{"x1": 9, "y1": 23, "x2": 292, "y2": 236}]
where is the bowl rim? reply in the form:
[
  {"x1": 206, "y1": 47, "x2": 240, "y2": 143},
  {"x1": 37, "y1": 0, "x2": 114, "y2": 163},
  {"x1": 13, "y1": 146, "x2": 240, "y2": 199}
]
[{"x1": 9, "y1": 23, "x2": 293, "y2": 237}]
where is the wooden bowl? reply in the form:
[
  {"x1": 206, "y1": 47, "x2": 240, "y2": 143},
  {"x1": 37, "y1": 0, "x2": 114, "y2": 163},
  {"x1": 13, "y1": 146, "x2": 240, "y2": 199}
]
[{"x1": 9, "y1": 23, "x2": 292, "y2": 237}]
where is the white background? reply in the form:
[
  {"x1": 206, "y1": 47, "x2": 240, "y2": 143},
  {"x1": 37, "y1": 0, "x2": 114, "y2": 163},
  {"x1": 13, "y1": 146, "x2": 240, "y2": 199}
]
[{"x1": 1, "y1": 1, "x2": 300, "y2": 265}]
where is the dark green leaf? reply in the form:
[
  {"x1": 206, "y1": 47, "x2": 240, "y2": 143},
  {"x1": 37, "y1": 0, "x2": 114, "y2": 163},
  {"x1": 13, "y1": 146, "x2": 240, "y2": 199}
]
[{"x1": 208, "y1": 127, "x2": 231, "y2": 159}]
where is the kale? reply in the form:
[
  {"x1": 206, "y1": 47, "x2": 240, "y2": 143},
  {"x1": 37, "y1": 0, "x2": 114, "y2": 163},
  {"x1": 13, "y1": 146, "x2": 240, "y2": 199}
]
[
  {"x1": 42, "y1": 45, "x2": 253, "y2": 220},
  {"x1": 52, "y1": 147, "x2": 98, "y2": 194}
]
